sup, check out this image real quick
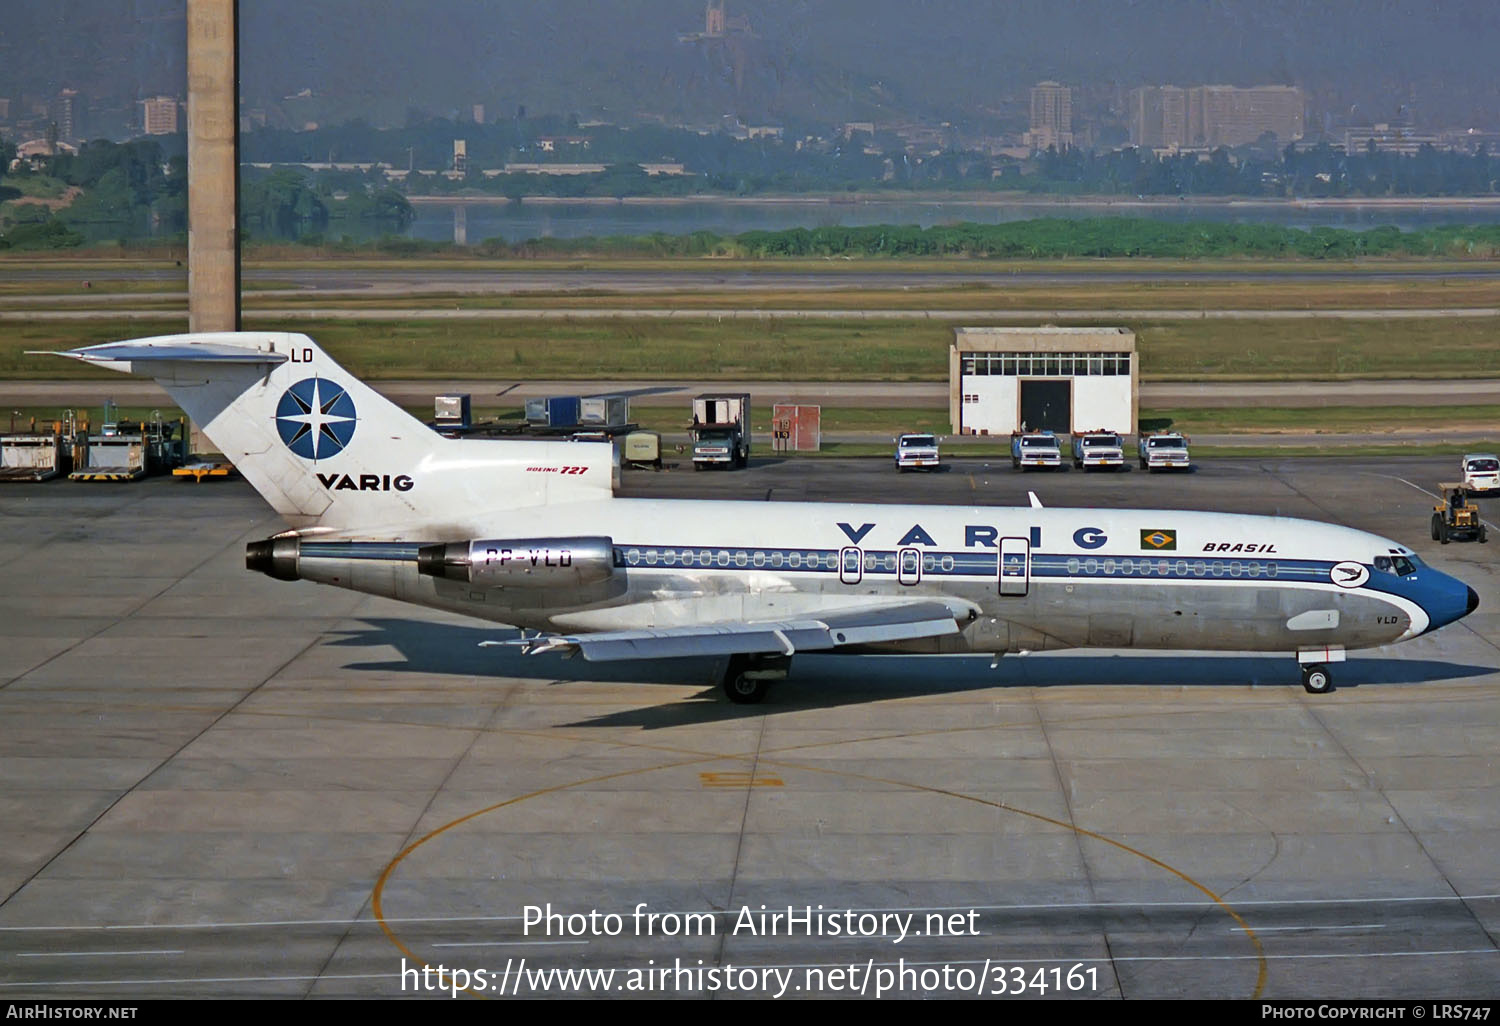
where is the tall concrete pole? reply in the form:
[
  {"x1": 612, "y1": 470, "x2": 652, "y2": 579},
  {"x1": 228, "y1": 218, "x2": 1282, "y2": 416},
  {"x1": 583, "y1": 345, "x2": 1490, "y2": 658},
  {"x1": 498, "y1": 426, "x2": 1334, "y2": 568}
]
[
  {"x1": 187, "y1": 0, "x2": 239, "y2": 333},
  {"x1": 186, "y1": 0, "x2": 240, "y2": 453}
]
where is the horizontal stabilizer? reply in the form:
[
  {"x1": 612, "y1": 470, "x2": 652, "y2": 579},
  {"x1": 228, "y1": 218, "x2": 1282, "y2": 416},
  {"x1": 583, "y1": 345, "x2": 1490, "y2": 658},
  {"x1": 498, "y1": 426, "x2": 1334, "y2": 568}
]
[
  {"x1": 35, "y1": 335, "x2": 290, "y2": 367},
  {"x1": 484, "y1": 600, "x2": 964, "y2": 662},
  {"x1": 26, "y1": 331, "x2": 618, "y2": 531}
]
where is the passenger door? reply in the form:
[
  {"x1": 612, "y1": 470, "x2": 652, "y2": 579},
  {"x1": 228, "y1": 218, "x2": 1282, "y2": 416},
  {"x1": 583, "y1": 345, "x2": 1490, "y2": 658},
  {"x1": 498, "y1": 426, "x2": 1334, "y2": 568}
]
[{"x1": 999, "y1": 537, "x2": 1029, "y2": 596}]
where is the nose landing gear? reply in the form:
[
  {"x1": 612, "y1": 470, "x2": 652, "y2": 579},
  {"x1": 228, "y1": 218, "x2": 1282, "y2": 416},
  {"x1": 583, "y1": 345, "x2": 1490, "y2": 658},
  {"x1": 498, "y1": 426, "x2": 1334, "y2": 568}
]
[{"x1": 1301, "y1": 663, "x2": 1334, "y2": 694}]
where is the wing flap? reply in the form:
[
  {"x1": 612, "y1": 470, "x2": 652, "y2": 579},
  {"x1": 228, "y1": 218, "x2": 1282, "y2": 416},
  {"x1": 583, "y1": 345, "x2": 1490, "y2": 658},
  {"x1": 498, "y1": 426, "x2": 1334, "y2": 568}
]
[{"x1": 486, "y1": 600, "x2": 964, "y2": 662}]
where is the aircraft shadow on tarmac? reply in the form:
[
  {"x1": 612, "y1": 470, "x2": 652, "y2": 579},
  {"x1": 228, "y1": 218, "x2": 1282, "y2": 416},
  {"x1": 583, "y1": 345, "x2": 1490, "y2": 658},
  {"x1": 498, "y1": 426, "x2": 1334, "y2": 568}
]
[{"x1": 326, "y1": 618, "x2": 1493, "y2": 728}]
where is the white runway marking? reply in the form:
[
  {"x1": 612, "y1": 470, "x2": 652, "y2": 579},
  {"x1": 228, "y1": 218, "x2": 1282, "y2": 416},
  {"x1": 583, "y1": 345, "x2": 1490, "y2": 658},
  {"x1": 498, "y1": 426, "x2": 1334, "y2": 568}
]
[
  {"x1": 432, "y1": 940, "x2": 589, "y2": 948},
  {"x1": 16, "y1": 949, "x2": 184, "y2": 957},
  {"x1": 1231, "y1": 925, "x2": 1386, "y2": 933}
]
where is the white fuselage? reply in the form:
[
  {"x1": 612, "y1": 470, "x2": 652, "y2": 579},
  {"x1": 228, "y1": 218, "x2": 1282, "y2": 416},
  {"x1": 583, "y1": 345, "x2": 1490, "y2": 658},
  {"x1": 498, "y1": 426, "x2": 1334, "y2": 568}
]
[{"x1": 291, "y1": 494, "x2": 1466, "y2": 658}]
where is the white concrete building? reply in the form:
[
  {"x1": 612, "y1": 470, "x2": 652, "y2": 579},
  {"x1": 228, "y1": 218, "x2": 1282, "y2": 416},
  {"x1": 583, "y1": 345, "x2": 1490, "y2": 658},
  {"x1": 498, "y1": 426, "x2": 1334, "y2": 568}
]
[{"x1": 950, "y1": 327, "x2": 1138, "y2": 437}]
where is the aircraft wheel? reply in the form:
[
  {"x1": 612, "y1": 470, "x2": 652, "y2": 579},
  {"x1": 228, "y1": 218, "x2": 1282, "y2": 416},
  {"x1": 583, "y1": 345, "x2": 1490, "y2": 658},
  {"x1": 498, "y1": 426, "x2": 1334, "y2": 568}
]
[
  {"x1": 723, "y1": 655, "x2": 768, "y2": 704},
  {"x1": 1301, "y1": 664, "x2": 1334, "y2": 695},
  {"x1": 725, "y1": 673, "x2": 768, "y2": 704}
]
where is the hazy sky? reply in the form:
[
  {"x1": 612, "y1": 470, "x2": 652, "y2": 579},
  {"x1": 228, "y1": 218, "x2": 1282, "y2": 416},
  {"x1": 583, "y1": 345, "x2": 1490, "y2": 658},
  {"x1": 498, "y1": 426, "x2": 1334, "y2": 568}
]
[{"x1": 7, "y1": 2, "x2": 1499, "y2": 128}]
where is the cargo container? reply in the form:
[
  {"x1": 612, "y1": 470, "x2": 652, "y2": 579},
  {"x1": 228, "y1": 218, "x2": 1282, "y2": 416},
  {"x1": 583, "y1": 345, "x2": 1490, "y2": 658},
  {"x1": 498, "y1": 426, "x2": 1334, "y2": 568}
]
[
  {"x1": 524, "y1": 396, "x2": 582, "y2": 428},
  {"x1": 434, "y1": 394, "x2": 472, "y2": 430},
  {"x1": 579, "y1": 395, "x2": 629, "y2": 427}
]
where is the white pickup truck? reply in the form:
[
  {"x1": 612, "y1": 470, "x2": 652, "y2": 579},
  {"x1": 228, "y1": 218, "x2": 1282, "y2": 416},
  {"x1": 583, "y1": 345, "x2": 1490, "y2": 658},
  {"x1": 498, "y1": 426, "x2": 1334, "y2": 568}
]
[
  {"x1": 894, "y1": 433, "x2": 941, "y2": 471},
  {"x1": 1072, "y1": 430, "x2": 1126, "y2": 471},
  {"x1": 1138, "y1": 432, "x2": 1192, "y2": 471},
  {"x1": 1011, "y1": 431, "x2": 1063, "y2": 471},
  {"x1": 1462, "y1": 453, "x2": 1500, "y2": 494}
]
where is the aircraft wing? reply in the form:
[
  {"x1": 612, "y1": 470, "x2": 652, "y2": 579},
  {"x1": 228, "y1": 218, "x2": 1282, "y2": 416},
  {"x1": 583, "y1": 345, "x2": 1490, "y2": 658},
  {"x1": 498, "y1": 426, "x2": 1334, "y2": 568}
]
[{"x1": 483, "y1": 600, "x2": 966, "y2": 662}]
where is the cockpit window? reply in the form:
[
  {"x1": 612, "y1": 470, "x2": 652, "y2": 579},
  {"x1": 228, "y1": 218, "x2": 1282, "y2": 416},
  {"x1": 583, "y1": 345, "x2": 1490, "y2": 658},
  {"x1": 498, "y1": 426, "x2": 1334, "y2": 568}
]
[{"x1": 1374, "y1": 555, "x2": 1417, "y2": 576}]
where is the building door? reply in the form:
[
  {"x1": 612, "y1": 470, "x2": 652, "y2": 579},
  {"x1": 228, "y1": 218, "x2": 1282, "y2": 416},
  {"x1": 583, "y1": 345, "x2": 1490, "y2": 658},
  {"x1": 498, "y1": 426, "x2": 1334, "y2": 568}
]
[{"x1": 1020, "y1": 380, "x2": 1071, "y2": 433}]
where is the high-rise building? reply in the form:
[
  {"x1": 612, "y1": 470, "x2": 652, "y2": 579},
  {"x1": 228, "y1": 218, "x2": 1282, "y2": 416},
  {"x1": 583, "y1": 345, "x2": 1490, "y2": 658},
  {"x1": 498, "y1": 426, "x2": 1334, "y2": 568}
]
[
  {"x1": 1192, "y1": 86, "x2": 1304, "y2": 148},
  {"x1": 1130, "y1": 86, "x2": 1188, "y2": 148},
  {"x1": 1131, "y1": 85, "x2": 1303, "y2": 149},
  {"x1": 1027, "y1": 81, "x2": 1073, "y2": 151},
  {"x1": 50, "y1": 88, "x2": 84, "y2": 142},
  {"x1": 141, "y1": 96, "x2": 179, "y2": 135}
]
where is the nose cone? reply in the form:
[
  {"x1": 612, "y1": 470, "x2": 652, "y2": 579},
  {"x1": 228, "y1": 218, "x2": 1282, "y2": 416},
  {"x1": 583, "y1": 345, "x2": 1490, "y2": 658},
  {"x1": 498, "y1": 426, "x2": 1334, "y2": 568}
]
[{"x1": 1422, "y1": 573, "x2": 1479, "y2": 634}]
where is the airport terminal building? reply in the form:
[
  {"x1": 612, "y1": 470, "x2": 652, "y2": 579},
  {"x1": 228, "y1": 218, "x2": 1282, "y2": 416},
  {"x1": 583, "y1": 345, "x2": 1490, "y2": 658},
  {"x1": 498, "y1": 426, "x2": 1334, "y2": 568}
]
[{"x1": 949, "y1": 326, "x2": 1138, "y2": 436}]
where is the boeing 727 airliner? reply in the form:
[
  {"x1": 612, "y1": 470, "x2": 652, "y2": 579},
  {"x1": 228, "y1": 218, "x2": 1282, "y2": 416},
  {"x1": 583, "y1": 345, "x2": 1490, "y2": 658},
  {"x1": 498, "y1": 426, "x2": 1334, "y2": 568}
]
[{"x1": 48, "y1": 332, "x2": 1478, "y2": 702}]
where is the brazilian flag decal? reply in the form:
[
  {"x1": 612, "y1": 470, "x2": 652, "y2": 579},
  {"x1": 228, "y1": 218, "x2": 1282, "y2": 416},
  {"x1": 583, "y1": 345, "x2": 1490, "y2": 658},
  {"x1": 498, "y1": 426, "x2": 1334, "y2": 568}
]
[{"x1": 1141, "y1": 529, "x2": 1177, "y2": 550}]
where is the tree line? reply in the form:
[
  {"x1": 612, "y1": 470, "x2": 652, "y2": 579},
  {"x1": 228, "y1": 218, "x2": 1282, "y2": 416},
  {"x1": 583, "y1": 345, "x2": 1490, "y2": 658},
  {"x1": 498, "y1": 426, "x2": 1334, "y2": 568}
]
[
  {"x1": 485, "y1": 220, "x2": 1500, "y2": 260},
  {"x1": 0, "y1": 139, "x2": 413, "y2": 250}
]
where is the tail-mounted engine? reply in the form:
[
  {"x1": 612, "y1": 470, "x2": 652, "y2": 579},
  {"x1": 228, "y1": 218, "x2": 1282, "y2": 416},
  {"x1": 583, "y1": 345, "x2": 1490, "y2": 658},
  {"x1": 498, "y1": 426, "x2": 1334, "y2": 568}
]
[
  {"x1": 246, "y1": 535, "x2": 618, "y2": 589},
  {"x1": 416, "y1": 536, "x2": 616, "y2": 588}
]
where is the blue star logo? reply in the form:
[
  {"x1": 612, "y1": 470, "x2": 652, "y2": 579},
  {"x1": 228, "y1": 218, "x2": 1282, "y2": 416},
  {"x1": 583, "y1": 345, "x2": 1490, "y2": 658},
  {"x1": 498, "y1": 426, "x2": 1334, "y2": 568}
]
[{"x1": 275, "y1": 378, "x2": 357, "y2": 460}]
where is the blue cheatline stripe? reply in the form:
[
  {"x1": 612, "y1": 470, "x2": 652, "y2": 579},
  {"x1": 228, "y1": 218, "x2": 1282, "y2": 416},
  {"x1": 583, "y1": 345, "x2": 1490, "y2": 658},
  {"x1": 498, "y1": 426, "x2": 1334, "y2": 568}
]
[
  {"x1": 612, "y1": 543, "x2": 1342, "y2": 584},
  {"x1": 293, "y1": 539, "x2": 1355, "y2": 589}
]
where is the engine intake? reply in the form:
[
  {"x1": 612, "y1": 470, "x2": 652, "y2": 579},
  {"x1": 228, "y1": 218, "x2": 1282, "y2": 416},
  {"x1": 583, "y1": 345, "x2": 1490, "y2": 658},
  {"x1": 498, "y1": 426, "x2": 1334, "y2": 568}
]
[{"x1": 417, "y1": 536, "x2": 616, "y2": 588}]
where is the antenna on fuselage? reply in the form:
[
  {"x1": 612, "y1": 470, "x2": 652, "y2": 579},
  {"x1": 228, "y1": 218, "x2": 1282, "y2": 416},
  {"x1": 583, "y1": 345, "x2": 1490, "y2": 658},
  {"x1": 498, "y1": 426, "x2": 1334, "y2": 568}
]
[{"x1": 1028, "y1": 491, "x2": 1043, "y2": 509}]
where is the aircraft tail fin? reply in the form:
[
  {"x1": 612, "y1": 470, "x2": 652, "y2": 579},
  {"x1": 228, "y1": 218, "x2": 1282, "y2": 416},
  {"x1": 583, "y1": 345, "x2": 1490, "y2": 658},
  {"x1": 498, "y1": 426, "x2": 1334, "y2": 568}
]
[{"x1": 47, "y1": 332, "x2": 616, "y2": 534}]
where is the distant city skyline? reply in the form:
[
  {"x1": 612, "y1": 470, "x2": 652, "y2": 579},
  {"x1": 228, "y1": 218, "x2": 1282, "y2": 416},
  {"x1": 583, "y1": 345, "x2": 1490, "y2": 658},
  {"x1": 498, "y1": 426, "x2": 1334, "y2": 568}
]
[{"x1": 2, "y1": 1, "x2": 1499, "y2": 143}]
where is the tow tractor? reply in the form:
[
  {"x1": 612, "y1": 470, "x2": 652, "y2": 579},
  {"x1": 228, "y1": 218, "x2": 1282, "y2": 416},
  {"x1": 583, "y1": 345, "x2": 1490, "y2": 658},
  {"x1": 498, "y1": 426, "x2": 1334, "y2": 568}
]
[{"x1": 1432, "y1": 484, "x2": 1487, "y2": 544}]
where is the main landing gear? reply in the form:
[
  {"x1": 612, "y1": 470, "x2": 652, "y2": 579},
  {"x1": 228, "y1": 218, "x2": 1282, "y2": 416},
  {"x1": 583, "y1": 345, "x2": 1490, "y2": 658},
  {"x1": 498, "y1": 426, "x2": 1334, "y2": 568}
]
[
  {"x1": 722, "y1": 653, "x2": 791, "y2": 704},
  {"x1": 1300, "y1": 663, "x2": 1334, "y2": 694}
]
